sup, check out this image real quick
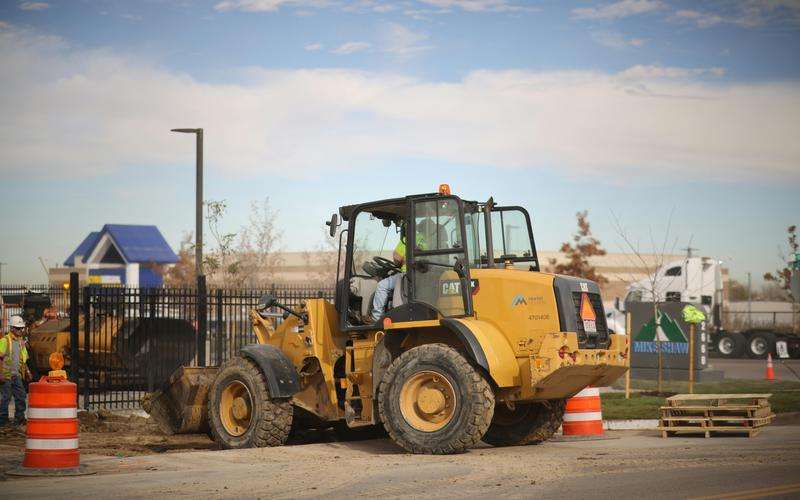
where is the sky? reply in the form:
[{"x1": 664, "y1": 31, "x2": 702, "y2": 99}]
[{"x1": 0, "y1": 0, "x2": 798, "y2": 285}]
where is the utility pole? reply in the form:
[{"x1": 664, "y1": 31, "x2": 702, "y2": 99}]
[{"x1": 0, "y1": 262, "x2": 6, "y2": 285}]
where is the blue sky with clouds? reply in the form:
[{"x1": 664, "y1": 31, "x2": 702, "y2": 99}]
[{"x1": 1, "y1": 0, "x2": 798, "y2": 285}]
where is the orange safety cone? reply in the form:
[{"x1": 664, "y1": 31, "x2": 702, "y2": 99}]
[
  {"x1": 562, "y1": 386, "x2": 604, "y2": 436},
  {"x1": 8, "y1": 354, "x2": 93, "y2": 476},
  {"x1": 765, "y1": 353, "x2": 775, "y2": 381}
]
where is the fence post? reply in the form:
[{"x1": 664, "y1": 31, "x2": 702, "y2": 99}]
[
  {"x1": 216, "y1": 288, "x2": 223, "y2": 366},
  {"x1": 197, "y1": 275, "x2": 207, "y2": 367},
  {"x1": 82, "y1": 286, "x2": 90, "y2": 410},
  {"x1": 69, "y1": 272, "x2": 79, "y2": 383}
]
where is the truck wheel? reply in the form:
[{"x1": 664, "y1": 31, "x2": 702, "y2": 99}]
[
  {"x1": 378, "y1": 344, "x2": 494, "y2": 454},
  {"x1": 716, "y1": 332, "x2": 745, "y2": 359},
  {"x1": 208, "y1": 356, "x2": 293, "y2": 449},
  {"x1": 747, "y1": 331, "x2": 776, "y2": 359},
  {"x1": 482, "y1": 399, "x2": 566, "y2": 447}
]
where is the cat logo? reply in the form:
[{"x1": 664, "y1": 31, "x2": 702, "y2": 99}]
[{"x1": 511, "y1": 294, "x2": 527, "y2": 307}]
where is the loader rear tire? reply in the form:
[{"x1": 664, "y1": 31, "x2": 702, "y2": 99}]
[
  {"x1": 378, "y1": 344, "x2": 494, "y2": 455},
  {"x1": 208, "y1": 356, "x2": 292, "y2": 449},
  {"x1": 481, "y1": 399, "x2": 566, "y2": 447}
]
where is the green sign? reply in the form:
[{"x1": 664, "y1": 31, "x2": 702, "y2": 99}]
[{"x1": 635, "y1": 311, "x2": 687, "y2": 343}]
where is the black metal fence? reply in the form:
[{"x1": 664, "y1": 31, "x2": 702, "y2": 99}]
[
  {"x1": 77, "y1": 284, "x2": 334, "y2": 410},
  {"x1": 0, "y1": 284, "x2": 73, "y2": 325}
]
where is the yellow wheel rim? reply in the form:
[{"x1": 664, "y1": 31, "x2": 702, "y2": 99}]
[
  {"x1": 220, "y1": 380, "x2": 253, "y2": 437},
  {"x1": 399, "y1": 370, "x2": 456, "y2": 432}
]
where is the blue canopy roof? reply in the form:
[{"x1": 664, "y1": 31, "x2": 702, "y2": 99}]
[
  {"x1": 64, "y1": 225, "x2": 178, "y2": 266},
  {"x1": 64, "y1": 232, "x2": 101, "y2": 266}
]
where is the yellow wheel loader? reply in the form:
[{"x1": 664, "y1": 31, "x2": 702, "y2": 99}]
[{"x1": 144, "y1": 186, "x2": 628, "y2": 454}]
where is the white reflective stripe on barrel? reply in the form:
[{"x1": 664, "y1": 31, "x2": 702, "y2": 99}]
[
  {"x1": 573, "y1": 387, "x2": 600, "y2": 398},
  {"x1": 26, "y1": 438, "x2": 79, "y2": 450},
  {"x1": 26, "y1": 407, "x2": 78, "y2": 419},
  {"x1": 563, "y1": 411, "x2": 603, "y2": 422}
]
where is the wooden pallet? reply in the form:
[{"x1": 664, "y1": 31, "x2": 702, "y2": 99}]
[{"x1": 658, "y1": 393, "x2": 775, "y2": 438}]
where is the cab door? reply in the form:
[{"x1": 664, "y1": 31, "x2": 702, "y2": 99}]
[{"x1": 407, "y1": 197, "x2": 472, "y2": 318}]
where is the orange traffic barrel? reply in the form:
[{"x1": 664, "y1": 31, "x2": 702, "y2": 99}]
[
  {"x1": 8, "y1": 375, "x2": 92, "y2": 476},
  {"x1": 562, "y1": 386, "x2": 604, "y2": 436}
]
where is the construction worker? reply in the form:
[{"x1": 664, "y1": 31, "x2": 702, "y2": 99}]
[
  {"x1": 0, "y1": 315, "x2": 30, "y2": 427},
  {"x1": 371, "y1": 221, "x2": 428, "y2": 322}
]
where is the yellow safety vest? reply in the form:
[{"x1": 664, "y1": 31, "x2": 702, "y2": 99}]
[{"x1": 0, "y1": 333, "x2": 28, "y2": 378}]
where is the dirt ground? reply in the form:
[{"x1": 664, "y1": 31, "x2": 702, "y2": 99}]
[
  {"x1": 3, "y1": 422, "x2": 800, "y2": 499},
  {"x1": 0, "y1": 409, "x2": 376, "y2": 475}
]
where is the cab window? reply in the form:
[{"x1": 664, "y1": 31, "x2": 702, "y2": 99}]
[
  {"x1": 411, "y1": 198, "x2": 468, "y2": 317},
  {"x1": 351, "y1": 212, "x2": 401, "y2": 277}
]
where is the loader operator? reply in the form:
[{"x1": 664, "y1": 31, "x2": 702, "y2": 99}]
[
  {"x1": 0, "y1": 315, "x2": 30, "y2": 427},
  {"x1": 371, "y1": 222, "x2": 427, "y2": 322}
]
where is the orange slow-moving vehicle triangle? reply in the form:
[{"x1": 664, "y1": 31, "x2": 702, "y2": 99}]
[{"x1": 580, "y1": 292, "x2": 596, "y2": 321}]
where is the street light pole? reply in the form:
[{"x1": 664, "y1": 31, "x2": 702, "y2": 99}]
[
  {"x1": 171, "y1": 128, "x2": 204, "y2": 278},
  {"x1": 171, "y1": 127, "x2": 207, "y2": 367}
]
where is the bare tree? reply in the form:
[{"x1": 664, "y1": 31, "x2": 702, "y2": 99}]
[
  {"x1": 163, "y1": 232, "x2": 196, "y2": 286},
  {"x1": 204, "y1": 200, "x2": 243, "y2": 287},
  {"x1": 611, "y1": 209, "x2": 680, "y2": 394},
  {"x1": 303, "y1": 226, "x2": 343, "y2": 287},
  {"x1": 237, "y1": 198, "x2": 284, "y2": 287}
]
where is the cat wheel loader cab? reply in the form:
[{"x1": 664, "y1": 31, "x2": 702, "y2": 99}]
[{"x1": 143, "y1": 185, "x2": 629, "y2": 455}]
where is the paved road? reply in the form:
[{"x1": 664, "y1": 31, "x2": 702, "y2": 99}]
[
  {"x1": 710, "y1": 358, "x2": 800, "y2": 381},
  {"x1": 5, "y1": 425, "x2": 800, "y2": 499}
]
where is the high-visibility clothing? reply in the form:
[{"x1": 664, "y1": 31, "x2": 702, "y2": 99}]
[
  {"x1": 395, "y1": 234, "x2": 426, "y2": 272},
  {"x1": 0, "y1": 333, "x2": 29, "y2": 378}
]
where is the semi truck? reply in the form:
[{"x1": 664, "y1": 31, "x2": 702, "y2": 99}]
[{"x1": 607, "y1": 256, "x2": 799, "y2": 359}]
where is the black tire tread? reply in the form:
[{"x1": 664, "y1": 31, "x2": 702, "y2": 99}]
[
  {"x1": 482, "y1": 399, "x2": 566, "y2": 447},
  {"x1": 208, "y1": 355, "x2": 292, "y2": 449},
  {"x1": 378, "y1": 343, "x2": 494, "y2": 455}
]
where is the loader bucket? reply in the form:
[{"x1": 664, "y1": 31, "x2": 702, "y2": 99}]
[{"x1": 141, "y1": 365, "x2": 218, "y2": 435}]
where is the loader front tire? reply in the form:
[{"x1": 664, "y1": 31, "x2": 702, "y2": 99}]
[
  {"x1": 378, "y1": 344, "x2": 494, "y2": 455},
  {"x1": 482, "y1": 399, "x2": 566, "y2": 447},
  {"x1": 208, "y1": 356, "x2": 292, "y2": 449}
]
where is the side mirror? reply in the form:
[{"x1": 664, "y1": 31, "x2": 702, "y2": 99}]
[
  {"x1": 257, "y1": 293, "x2": 277, "y2": 310},
  {"x1": 453, "y1": 258, "x2": 466, "y2": 278},
  {"x1": 326, "y1": 213, "x2": 339, "y2": 237}
]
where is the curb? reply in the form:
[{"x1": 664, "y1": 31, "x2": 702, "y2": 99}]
[{"x1": 603, "y1": 419, "x2": 659, "y2": 430}]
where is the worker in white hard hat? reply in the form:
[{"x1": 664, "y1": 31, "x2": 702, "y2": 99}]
[{"x1": 0, "y1": 315, "x2": 30, "y2": 427}]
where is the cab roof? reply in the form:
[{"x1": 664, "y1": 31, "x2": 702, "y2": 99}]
[{"x1": 338, "y1": 192, "x2": 482, "y2": 221}]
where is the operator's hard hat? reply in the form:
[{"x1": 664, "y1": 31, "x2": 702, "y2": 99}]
[{"x1": 9, "y1": 315, "x2": 25, "y2": 329}]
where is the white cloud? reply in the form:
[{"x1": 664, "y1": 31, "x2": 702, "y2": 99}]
[
  {"x1": 214, "y1": 0, "x2": 328, "y2": 12},
  {"x1": 331, "y1": 41, "x2": 371, "y2": 54},
  {"x1": 19, "y1": 2, "x2": 50, "y2": 10},
  {"x1": 671, "y1": 2, "x2": 800, "y2": 29},
  {"x1": 382, "y1": 23, "x2": 432, "y2": 57},
  {"x1": 304, "y1": 42, "x2": 323, "y2": 51},
  {"x1": 417, "y1": 0, "x2": 527, "y2": 12},
  {"x1": 591, "y1": 31, "x2": 646, "y2": 49},
  {"x1": 618, "y1": 64, "x2": 725, "y2": 79},
  {"x1": 1, "y1": 24, "x2": 799, "y2": 183},
  {"x1": 572, "y1": 0, "x2": 664, "y2": 20}
]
